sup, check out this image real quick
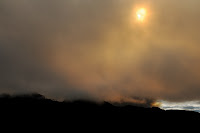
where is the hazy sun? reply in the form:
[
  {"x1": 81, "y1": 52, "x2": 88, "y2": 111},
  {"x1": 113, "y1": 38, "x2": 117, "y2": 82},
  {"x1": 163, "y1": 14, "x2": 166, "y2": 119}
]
[{"x1": 136, "y1": 8, "x2": 146, "y2": 22}]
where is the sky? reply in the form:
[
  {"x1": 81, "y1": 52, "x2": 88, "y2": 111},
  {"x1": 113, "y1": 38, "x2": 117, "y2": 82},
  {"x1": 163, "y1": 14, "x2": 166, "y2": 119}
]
[
  {"x1": 1, "y1": 0, "x2": 200, "y2": 110},
  {"x1": 161, "y1": 101, "x2": 200, "y2": 113}
]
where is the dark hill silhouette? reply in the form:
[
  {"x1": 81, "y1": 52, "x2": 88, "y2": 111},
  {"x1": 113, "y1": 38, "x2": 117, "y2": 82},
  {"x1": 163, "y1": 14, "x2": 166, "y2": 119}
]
[{"x1": 0, "y1": 93, "x2": 199, "y2": 129}]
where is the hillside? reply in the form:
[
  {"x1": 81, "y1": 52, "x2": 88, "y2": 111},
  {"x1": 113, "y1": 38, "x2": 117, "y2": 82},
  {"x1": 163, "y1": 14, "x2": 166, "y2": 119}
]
[{"x1": 0, "y1": 93, "x2": 199, "y2": 125}]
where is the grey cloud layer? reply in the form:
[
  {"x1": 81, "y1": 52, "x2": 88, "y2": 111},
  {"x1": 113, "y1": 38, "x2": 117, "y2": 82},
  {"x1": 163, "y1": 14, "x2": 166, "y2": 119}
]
[{"x1": 0, "y1": 0, "x2": 200, "y2": 102}]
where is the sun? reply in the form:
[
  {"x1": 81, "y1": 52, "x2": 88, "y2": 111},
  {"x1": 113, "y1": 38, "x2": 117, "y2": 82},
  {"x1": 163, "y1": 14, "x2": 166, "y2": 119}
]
[{"x1": 136, "y1": 8, "x2": 146, "y2": 22}]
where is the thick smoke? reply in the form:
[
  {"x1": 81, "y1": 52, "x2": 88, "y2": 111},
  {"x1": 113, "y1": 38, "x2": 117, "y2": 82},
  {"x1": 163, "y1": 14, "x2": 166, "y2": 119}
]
[{"x1": 0, "y1": 0, "x2": 200, "y2": 103}]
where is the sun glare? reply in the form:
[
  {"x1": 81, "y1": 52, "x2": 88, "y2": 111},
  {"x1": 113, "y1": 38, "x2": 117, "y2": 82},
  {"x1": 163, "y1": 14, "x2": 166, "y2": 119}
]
[{"x1": 136, "y1": 8, "x2": 146, "y2": 22}]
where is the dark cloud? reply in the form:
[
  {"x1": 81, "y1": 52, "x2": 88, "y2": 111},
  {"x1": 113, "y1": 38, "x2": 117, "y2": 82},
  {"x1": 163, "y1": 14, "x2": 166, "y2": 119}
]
[{"x1": 0, "y1": 0, "x2": 200, "y2": 102}]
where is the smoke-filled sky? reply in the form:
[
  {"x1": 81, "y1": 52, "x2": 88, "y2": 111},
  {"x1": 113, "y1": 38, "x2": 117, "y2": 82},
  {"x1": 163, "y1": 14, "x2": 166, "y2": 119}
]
[{"x1": 1, "y1": 0, "x2": 200, "y2": 103}]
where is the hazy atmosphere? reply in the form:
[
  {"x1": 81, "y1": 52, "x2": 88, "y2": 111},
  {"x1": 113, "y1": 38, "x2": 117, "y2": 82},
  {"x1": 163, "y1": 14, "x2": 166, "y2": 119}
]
[{"x1": 1, "y1": 0, "x2": 200, "y2": 105}]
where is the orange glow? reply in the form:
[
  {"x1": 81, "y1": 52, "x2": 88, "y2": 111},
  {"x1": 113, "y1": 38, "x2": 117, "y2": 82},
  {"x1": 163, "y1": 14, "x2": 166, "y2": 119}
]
[{"x1": 136, "y1": 8, "x2": 147, "y2": 22}]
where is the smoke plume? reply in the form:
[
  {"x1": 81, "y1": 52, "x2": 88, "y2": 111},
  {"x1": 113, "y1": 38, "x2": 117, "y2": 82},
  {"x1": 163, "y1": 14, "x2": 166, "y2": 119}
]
[{"x1": 0, "y1": 0, "x2": 200, "y2": 103}]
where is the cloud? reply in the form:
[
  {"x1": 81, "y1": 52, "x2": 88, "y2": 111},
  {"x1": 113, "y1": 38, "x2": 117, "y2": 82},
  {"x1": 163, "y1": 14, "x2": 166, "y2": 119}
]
[
  {"x1": 0, "y1": 0, "x2": 200, "y2": 102},
  {"x1": 161, "y1": 101, "x2": 200, "y2": 113}
]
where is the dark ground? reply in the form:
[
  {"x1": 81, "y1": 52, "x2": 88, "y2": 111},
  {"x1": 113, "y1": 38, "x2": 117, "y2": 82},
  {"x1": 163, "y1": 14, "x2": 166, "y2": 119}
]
[{"x1": 0, "y1": 93, "x2": 199, "y2": 130}]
